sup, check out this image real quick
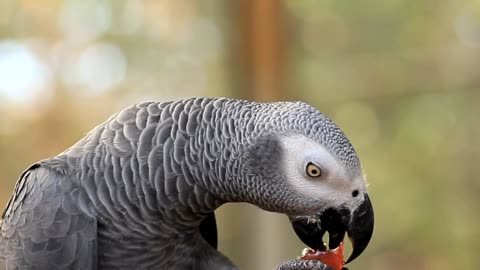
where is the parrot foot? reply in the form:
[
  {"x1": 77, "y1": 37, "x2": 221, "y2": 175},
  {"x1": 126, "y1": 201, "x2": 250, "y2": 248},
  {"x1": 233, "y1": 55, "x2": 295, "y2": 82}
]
[{"x1": 274, "y1": 259, "x2": 333, "y2": 270}]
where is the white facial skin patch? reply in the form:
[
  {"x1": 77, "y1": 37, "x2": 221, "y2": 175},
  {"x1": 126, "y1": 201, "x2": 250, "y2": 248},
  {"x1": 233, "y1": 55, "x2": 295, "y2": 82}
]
[{"x1": 278, "y1": 134, "x2": 366, "y2": 211}]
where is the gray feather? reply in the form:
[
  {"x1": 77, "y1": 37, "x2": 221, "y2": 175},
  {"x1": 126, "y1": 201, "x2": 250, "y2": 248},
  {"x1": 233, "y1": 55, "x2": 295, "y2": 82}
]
[
  {"x1": 1, "y1": 165, "x2": 97, "y2": 270},
  {"x1": 1, "y1": 98, "x2": 358, "y2": 269}
]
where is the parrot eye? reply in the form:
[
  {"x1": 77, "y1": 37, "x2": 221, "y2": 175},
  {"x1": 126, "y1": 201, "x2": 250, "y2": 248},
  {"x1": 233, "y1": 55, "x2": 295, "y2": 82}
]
[{"x1": 306, "y1": 162, "x2": 322, "y2": 178}]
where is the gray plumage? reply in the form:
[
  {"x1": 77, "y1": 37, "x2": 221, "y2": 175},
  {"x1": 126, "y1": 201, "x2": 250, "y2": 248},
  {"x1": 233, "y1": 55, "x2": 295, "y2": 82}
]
[{"x1": 0, "y1": 98, "x2": 368, "y2": 270}]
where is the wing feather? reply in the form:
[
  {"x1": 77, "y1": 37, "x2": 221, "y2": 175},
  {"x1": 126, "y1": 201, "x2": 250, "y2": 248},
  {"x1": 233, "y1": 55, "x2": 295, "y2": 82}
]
[{"x1": 0, "y1": 164, "x2": 97, "y2": 270}]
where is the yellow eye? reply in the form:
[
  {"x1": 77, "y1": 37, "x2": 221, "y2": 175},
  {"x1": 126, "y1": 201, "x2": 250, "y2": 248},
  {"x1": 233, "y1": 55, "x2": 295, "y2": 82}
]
[{"x1": 306, "y1": 163, "x2": 322, "y2": 177}]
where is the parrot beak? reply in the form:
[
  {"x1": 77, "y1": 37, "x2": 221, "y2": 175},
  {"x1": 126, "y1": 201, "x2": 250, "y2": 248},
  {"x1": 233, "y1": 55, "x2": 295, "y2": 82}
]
[{"x1": 291, "y1": 194, "x2": 374, "y2": 264}]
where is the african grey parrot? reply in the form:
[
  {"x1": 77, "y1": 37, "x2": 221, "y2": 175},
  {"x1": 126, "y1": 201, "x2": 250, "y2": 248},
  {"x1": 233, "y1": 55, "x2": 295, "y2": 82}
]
[{"x1": 0, "y1": 98, "x2": 374, "y2": 270}]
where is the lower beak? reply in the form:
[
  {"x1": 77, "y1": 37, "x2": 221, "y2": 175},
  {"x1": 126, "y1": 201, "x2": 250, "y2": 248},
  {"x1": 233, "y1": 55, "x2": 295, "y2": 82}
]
[{"x1": 291, "y1": 194, "x2": 374, "y2": 264}]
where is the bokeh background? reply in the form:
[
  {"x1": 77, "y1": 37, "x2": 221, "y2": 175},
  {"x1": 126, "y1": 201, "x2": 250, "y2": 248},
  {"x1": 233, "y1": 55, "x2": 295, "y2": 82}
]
[{"x1": 1, "y1": 0, "x2": 479, "y2": 269}]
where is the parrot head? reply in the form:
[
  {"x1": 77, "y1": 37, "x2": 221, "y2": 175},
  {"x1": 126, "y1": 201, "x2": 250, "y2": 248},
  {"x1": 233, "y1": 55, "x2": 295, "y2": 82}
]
[
  {"x1": 239, "y1": 103, "x2": 374, "y2": 264},
  {"x1": 280, "y1": 134, "x2": 374, "y2": 264}
]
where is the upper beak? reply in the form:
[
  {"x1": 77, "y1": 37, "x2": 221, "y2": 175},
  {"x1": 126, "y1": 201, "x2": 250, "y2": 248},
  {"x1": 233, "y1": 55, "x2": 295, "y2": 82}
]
[{"x1": 291, "y1": 194, "x2": 374, "y2": 264}]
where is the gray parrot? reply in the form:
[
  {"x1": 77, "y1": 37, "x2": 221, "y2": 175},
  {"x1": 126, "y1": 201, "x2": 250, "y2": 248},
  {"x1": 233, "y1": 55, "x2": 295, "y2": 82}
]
[{"x1": 0, "y1": 98, "x2": 374, "y2": 270}]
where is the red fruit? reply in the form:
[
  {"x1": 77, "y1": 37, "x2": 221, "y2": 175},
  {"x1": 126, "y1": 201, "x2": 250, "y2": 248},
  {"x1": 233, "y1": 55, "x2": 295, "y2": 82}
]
[{"x1": 300, "y1": 242, "x2": 345, "y2": 270}]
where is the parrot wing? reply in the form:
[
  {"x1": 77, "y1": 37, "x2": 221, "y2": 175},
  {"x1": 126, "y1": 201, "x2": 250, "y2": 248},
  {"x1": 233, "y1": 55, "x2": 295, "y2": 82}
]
[{"x1": 0, "y1": 163, "x2": 98, "y2": 270}]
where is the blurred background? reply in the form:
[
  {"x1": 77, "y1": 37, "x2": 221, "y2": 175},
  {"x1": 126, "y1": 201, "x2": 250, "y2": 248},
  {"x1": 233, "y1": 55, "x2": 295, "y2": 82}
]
[{"x1": 0, "y1": 0, "x2": 479, "y2": 269}]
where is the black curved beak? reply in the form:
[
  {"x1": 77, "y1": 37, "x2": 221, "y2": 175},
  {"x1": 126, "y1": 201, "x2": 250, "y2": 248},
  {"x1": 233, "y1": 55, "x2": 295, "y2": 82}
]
[{"x1": 291, "y1": 194, "x2": 374, "y2": 264}]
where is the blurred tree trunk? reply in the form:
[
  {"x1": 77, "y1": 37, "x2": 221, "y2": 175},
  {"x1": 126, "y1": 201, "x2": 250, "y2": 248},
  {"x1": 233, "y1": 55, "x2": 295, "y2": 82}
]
[
  {"x1": 229, "y1": 0, "x2": 288, "y2": 101},
  {"x1": 220, "y1": 1, "x2": 292, "y2": 270}
]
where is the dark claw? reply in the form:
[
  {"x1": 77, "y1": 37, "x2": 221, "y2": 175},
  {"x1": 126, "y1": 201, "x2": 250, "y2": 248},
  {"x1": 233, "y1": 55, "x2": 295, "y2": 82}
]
[
  {"x1": 328, "y1": 230, "x2": 345, "y2": 250},
  {"x1": 291, "y1": 194, "x2": 374, "y2": 264},
  {"x1": 320, "y1": 208, "x2": 349, "y2": 249},
  {"x1": 291, "y1": 217, "x2": 326, "y2": 251}
]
